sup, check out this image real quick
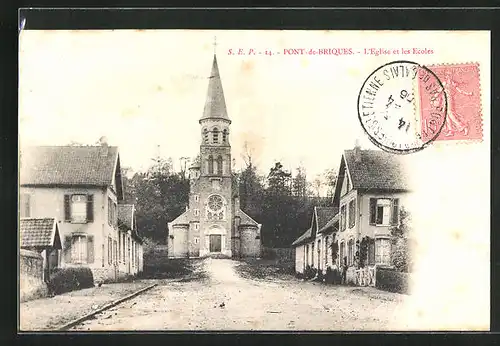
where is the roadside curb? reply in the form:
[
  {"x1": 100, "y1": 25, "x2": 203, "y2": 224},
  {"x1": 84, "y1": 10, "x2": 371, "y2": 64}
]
[{"x1": 57, "y1": 283, "x2": 158, "y2": 331}]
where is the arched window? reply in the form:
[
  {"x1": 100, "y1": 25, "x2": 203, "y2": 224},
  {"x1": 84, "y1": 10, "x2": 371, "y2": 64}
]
[
  {"x1": 217, "y1": 155, "x2": 223, "y2": 175},
  {"x1": 208, "y1": 155, "x2": 214, "y2": 174},
  {"x1": 212, "y1": 128, "x2": 219, "y2": 144},
  {"x1": 203, "y1": 128, "x2": 209, "y2": 143},
  {"x1": 222, "y1": 129, "x2": 228, "y2": 143}
]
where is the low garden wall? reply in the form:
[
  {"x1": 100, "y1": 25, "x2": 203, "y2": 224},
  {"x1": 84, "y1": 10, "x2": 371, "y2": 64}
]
[{"x1": 20, "y1": 249, "x2": 48, "y2": 302}]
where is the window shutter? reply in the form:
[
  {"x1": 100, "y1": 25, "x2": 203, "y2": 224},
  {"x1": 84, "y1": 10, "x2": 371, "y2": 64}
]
[
  {"x1": 87, "y1": 236, "x2": 95, "y2": 264},
  {"x1": 87, "y1": 194, "x2": 94, "y2": 222},
  {"x1": 63, "y1": 236, "x2": 72, "y2": 263},
  {"x1": 64, "y1": 195, "x2": 71, "y2": 222},
  {"x1": 391, "y1": 198, "x2": 399, "y2": 225},
  {"x1": 369, "y1": 198, "x2": 376, "y2": 225}
]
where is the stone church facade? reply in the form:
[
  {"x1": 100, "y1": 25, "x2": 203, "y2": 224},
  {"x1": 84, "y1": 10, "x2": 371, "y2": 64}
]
[{"x1": 167, "y1": 53, "x2": 262, "y2": 259}]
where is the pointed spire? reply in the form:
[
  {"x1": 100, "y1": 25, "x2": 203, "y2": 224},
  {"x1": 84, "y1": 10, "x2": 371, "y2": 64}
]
[{"x1": 199, "y1": 48, "x2": 231, "y2": 124}]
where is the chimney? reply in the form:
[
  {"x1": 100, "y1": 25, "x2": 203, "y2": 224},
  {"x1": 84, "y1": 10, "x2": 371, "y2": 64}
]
[
  {"x1": 354, "y1": 139, "x2": 361, "y2": 163},
  {"x1": 98, "y1": 136, "x2": 109, "y2": 157}
]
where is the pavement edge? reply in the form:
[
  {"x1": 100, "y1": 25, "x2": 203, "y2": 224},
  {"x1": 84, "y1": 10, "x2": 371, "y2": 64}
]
[{"x1": 57, "y1": 283, "x2": 158, "y2": 331}]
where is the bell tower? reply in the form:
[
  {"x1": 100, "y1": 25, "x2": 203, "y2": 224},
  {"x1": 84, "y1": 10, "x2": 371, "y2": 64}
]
[{"x1": 196, "y1": 40, "x2": 233, "y2": 257}]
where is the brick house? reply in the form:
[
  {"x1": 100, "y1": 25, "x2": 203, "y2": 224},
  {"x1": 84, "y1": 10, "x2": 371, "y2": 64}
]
[{"x1": 19, "y1": 144, "x2": 143, "y2": 283}]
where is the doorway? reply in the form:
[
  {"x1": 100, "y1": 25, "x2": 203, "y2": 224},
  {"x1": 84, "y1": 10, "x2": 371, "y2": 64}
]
[{"x1": 209, "y1": 234, "x2": 222, "y2": 253}]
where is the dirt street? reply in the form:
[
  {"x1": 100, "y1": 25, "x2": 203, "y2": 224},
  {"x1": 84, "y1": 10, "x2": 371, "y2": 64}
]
[{"x1": 71, "y1": 258, "x2": 407, "y2": 331}]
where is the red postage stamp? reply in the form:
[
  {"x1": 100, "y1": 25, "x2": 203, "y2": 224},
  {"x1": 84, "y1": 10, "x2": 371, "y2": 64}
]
[{"x1": 418, "y1": 63, "x2": 483, "y2": 142}]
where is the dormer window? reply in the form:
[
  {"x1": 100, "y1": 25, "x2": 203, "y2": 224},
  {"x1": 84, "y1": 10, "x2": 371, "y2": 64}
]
[{"x1": 213, "y1": 128, "x2": 219, "y2": 144}]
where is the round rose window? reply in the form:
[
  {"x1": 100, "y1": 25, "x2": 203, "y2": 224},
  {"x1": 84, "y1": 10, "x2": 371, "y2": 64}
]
[{"x1": 207, "y1": 194, "x2": 224, "y2": 212}]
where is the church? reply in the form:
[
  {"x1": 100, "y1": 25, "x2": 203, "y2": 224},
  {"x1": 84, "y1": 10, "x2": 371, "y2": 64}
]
[{"x1": 167, "y1": 51, "x2": 262, "y2": 259}]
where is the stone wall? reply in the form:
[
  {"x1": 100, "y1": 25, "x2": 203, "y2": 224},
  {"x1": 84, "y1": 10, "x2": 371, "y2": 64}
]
[{"x1": 20, "y1": 249, "x2": 48, "y2": 302}]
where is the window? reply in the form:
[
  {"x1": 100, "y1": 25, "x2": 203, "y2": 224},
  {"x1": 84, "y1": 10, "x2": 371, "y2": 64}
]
[
  {"x1": 70, "y1": 195, "x2": 87, "y2": 223},
  {"x1": 113, "y1": 240, "x2": 118, "y2": 265},
  {"x1": 20, "y1": 193, "x2": 31, "y2": 217},
  {"x1": 217, "y1": 155, "x2": 223, "y2": 175},
  {"x1": 119, "y1": 233, "x2": 122, "y2": 262},
  {"x1": 369, "y1": 198, "x2": 399, "y2": 226},
  {"x1": 71, "y1": 235, "x2": 87, "y2": 264},
  {"x1": 340, "y1": 205, "x2": 347, "y2": 231},
  {"x1": 368, "y1": 238, "x2": 375, "y2": 265},
  {"x1": 339, "y1": 241, "x2": 345, "y2": 266},
  {"x1": 194, "y1": 209, "x2": 199, "y2": 216},
  {"x1": 317, "y1": 239, "x2": 321, "y2": 269},
  {"x1": 108, "y1": 237, "x2": 112, "y2": 265},
  {"x1": 65, "y1": 194, "x2": 93, "y2": 223},
  {"x1": 194, "y1": 237, "x2": 199, "y2": 244},
  {"x1": 122, "y1": 233, "x2": 126, "y2": 262},
  {"x1": 347, "y1": 239, "x2": 354, "y2": 266},
  {"x1": 222, "y1": 129, "x2": 228, "y2": 143},
  {"x1": 108, "y1": 197, "x2": 117, "y2": 227},
  {"x1": 203, "y1": 128, "x2": 209, "y2": 143},
  {"x1": 194, "y1": 223, "x2": 199, "y2": 230},
  {"x1": 194, "y1": 195, "x2": 199, "y2": 202},
  {"x1": 375, "y1": 238, "x2": 391, "y2": 265},
  {"x1": 208, "y1": 155, "x2": 214, "y2": 174},
  {"x1": 348, "y1": 199, "x2": 356, "y2": 228},
  {"x1": 213, "y1": 128, "x2": 219, "y2": 143}
]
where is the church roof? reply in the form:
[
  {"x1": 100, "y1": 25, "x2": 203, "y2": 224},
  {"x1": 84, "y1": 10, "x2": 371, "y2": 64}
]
[
  {"x1": 170, "y1": 210, "x2": 190, "y2": 226},
  {"x1": 200, "y1": 54, "x2": 231, "y2": 124},
  {"x1": 236, "y1": 209, "x2": 259, "y2": 227}
]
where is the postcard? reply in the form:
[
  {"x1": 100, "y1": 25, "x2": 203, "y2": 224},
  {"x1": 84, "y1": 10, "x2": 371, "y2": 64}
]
[{"x1": 19, "y1": 29, "x2": 490, "y2": 331}]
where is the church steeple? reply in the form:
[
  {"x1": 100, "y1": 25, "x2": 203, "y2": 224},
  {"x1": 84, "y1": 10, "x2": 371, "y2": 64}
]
[{"x1": 199, "y1": 48, "x2": 231, "y2": 124}]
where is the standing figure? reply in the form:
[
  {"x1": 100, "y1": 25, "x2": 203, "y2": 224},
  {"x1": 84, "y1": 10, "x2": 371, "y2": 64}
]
[
  {"x1": 440, "y1": 69, "x2": 474, "y2": 137},
  {"x1": 342, "y1": 256, "x2": 348, "y2": 285}
]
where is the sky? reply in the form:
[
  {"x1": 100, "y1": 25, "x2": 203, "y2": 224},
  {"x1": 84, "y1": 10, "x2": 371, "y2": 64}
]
[{"x1": 18, "y1": 30, "x2": 488, "y2": 179}]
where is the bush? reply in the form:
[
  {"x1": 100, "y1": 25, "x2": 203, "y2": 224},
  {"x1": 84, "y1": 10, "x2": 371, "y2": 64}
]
[
  {"x1": 303, "y1": 265, "x2": 317, "y2": 280},
  {"x1": 325, "y1": 267, "x2": 341, "y2": 284},
  {"x1": 375, "y1": 267, "x2": 409, "y2": 294},
  {"x1": 47, "y1": 267, "x2": 94, "y2": 295}
]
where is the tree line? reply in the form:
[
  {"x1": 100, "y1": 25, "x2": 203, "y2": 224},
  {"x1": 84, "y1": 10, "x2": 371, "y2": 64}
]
[{"x1": 122, "y1": 151, "x2": 337, "y2": 248}]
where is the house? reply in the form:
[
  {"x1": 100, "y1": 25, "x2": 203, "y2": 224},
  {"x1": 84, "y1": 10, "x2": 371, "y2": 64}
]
[
  {"x1": 118, "y1": 204, "x2": 144, "y2": 276},
  {"x1": 19, "y1": 143, "x2": 144, "y2": 283},
  {"x1": 292, "y1": 207, "x2": 337, "y2": 275},
  {"x1": 291, "y1": 143, "x2": 411, "y2": 284},
  {"x1": 20, "y1": 217, "x2": 62, "y2": 282},
  {"x1": 333, "y1": 144, "x2": 411, "y2": 284}
]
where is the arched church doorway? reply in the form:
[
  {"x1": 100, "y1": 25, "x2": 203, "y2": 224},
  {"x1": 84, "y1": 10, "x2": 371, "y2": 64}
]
[{"x1": 206, "y1": 225, "x2": 226, "y2": 254}]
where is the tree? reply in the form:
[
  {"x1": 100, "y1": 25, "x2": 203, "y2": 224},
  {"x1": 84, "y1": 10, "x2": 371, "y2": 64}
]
[
  {"x1": 323, "y1": 168, "x2": 338, "y2": 198},
  {"x1": 292, "y1": 166, "x2": 308, "y2": 198},
  {"x1": 122, "y1": 156, "x2": 189, "y2": 244},
  {"x1": 311, "y1": 174, "x2": 324, "y2": 197},
  {"x1": 390, "y1": 208, "x2": 413, "y2": 272}
]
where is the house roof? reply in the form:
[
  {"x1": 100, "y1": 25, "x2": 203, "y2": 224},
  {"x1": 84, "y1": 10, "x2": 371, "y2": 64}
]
[
  {"x1": 291, "y1": 228, "x2": 312, "y2": 247},
  {"x1": 315, "y1": 207, "x2": 338, "y2": 232},
  {"x1": 343, "y1": 149, "x2": 410, "y2": 191},
  {"x1": 20, "y1": 145, "x2": 120, "y2": 187},
  {"x1": 236, "y1": 209, "x2": 259, "y2": 227},
  {"x1": 200, "y1": 54, "x2": 231, "y2": 124},
  {"x1": 118, "y1": 204, "x2": 134, "y2": 230},
  {"x1": 20, "y1": 217, "x2": 62, "y2": 249},
  {"x1": 318, "y1": 213, "x2": 340, "y2": 234}
]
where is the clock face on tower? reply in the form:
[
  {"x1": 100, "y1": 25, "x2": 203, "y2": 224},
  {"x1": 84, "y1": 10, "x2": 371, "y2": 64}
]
[{"x1": 207, "y1": 194, "x2": 225, "y2": 220}]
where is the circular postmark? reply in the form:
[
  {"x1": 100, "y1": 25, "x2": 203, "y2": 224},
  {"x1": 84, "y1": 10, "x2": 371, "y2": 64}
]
[{"x1": 357, "y1": 60, "x2": 448, "y2": 154}]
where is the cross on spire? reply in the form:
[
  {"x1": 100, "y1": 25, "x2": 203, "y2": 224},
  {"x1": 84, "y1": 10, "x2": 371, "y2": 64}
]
[{"x1": 213, "y1": 36, "x2": 217, "y2": 54}]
